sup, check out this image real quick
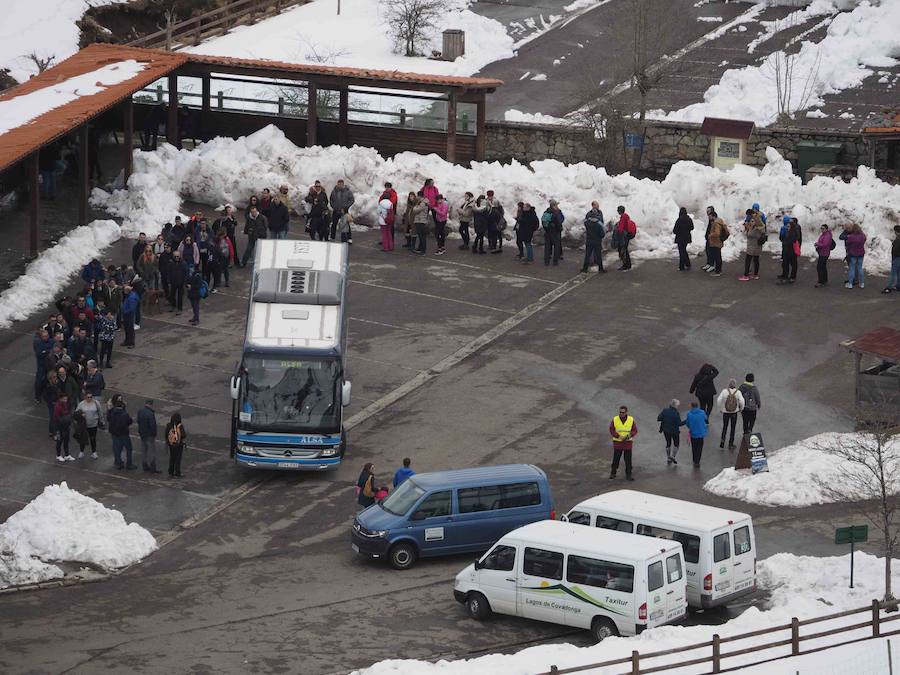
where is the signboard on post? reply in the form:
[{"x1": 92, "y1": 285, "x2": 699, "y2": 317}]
[
  {"x1": 735, "y1": 432, "x2": 767, "y2": 472},
  {"x1": 624, "y1": 132, "x2": 644, "y2": 149},
  {"x1": 835, "y1": 525, "x2": 868, "y2": 588}
]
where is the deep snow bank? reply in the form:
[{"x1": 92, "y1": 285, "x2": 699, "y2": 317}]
[
  {"x1": 100, "y1": 125, "x2": 900, "y2": 271},
  {"x1": 0, "y1": 482, "x2": 157, "y2": 588},
  {"x1": 704, "y1": 431, "x2": 900, "y2": 507},
  {"x1": 354, "y1": 552, "x2": 899, "y2": 674}
]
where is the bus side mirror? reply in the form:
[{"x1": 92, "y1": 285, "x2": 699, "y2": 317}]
[
  {"x1": 342, "y1": 381, "x2": 352, "y2": 406},
  {"x1": 559, "y1": 513, "x2": 569, "y2": 522},
  {"x1": 229, "y1": 376, "x2": 240, "y2": 401}
]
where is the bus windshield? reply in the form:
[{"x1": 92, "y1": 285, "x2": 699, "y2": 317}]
[{"x1": 240, "y1": 355, "x2": 341, "y2": 432}]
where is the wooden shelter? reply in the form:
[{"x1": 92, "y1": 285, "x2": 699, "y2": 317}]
[{"x1": 841, "y1": 327, "x2": 900, "y2": 414}]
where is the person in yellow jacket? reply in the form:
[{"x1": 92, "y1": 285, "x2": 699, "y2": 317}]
[{"x1": 609, "y1": 406, "x2": 638, "y2": 480}]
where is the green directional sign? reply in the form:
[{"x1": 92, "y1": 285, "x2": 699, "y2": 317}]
[{"x1": 835, "y1": 525, "x2": 868, "y2": 545}]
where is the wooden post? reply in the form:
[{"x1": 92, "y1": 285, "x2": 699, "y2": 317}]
[
  {"x1": 712, "y1": 634, "x2": 721, "y2": 673},
  {"x1": 446, "y1": 91, "x2": 457, "y2": 164},
  {"x1": 791, "y1": 617, "x2": 800, "y2": 656},
  {"x1": 631, "y1": 650, "x2": 639, "y2": 675},
  {"x1": 167, "y1": 73, "x2": 179, "y2": 148},
  {"x1": 28, "y1": 152, "x2": 39, "y2": 258},
  {"x1": 854, "y1": 352, "x2": 862, "y2": 410},
  {"x1": 338, "y1": 87, "x2": 349, "y2": 146},
  {"x1": 249, "y1": 0, "x2": 257, "y2": 23},
  {"x1": 875, "y1": 599, "x2": 882, "y2": 638},
  {"x1": 222, "y1": 4, "x2": 230, "y2": 35},
  {"x1": 202, "y1": 74, "x2": 211, "y2": 112},
  {"x1": 194, "y1": 18, "x2": 202, "y2": 46},
  {"x1": 475, "y1": 95, "x2": 486, "y2": 161},
  {"x1": 307, "y1": 82, "x2": 318, "y2": 146},
  {"x1": 79, "y1": 124, "x2": 89, "y2": 226},
  {"x1": 123, "y1": 98, "x2": 134, "y2": 183}
]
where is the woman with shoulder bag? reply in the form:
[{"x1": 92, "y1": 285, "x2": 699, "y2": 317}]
[
  {"x1": 356, "y1": 462, "x2": 377, "y2": 509},
  {"x1": 165, "y1": 412, "x2": 187, "y2": 478}
]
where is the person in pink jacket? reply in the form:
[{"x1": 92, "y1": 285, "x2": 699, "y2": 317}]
[
  {"x1": 422, "y1": 178, "x2": 440, "y2": 211},
  {"x1": 813, "y1": 224, "x2": 834, "y2": 287},
  {"x1": 839, "y1": 224, "x2": 867, "y2": 289},
  {"x1": 433, "y1": 195, "x2": 450, "y2": 255}
]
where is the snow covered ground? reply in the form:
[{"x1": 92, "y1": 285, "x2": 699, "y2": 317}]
[
  {"x1": 705, "y1": 431, "x2": 900, "y2": 507},
  {"x1": 0, "y1": 0, "x2": 121, "y2": 83},
  {"x1": 354, "y1": 552, "x2": 899, "y2": 674},
  {"x1": 0, "y1": 482, "x2": 157, "y2": 589},
  {"x1": 652, "y1": 0, "x2": 900, "y2": 125},
  {"x1": 186, "y1": 0, "x2": 513, "y2": 79}
]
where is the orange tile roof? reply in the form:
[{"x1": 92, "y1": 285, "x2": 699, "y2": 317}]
[{"x1": 0, "y1": 44, "x2": 186, "y2": 173}]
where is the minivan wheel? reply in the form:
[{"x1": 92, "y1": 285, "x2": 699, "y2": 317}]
[
  {"x1": 591, "y1": 617, "x2": 618, "y2": 643},
  {"x1": 467, "y1": 592, "x2": 491, "y2": 620},
  {"x1": 388, "y1": 542, "x2": 417, "y2": 570}
]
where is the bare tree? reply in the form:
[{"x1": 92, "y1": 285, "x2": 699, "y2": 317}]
[
  {"x1": 277, "y1": 42, "x2": 351, "y2": 118},
  {"x1": 25, "y1": 53, "x2": 56, "y2": 74},
  {"x1": 814, "y1": 405, "x2": 900, "y2": 604},
  {"x1": 766, "y1": 46, "x2": 822, "y2": 126},
  {"x1": 381, "y1": 0, "x2": 442, "y2": 57},
  {"x1": 630, "y1": 0, "x2": 669, "y2": 122},
  {"x1": 567, "y1": 99, "x2": 628, "y2": 174}
]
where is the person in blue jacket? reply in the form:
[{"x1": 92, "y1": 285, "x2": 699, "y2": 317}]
[
  {"x1": 656, "y1": 399, "x2": 684, "y2": 465},
  {"x1": 393, "y1": 457, "x2": 415, "y2": 487},
  {"x1": 120, "y1": 284, "x2": 139, "y2": 349},
  {"x1": 684, "y1": 401, "x2": 708, "y2": 468}
]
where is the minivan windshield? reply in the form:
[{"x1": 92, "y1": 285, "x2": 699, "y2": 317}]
[{"x1": 382, "y1": 479, "x2": 425, "y2": 516}]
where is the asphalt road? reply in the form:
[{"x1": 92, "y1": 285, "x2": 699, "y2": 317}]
[{"x1": 1, "y1": 222, "x2": 897, "y2": 674}]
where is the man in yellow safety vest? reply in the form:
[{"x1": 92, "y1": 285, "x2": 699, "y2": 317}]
[{"x1": 609, "y1": 405, "x2": 638, "y2": 480}]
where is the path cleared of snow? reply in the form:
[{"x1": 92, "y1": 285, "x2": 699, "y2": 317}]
[
  {"x1": 0, "y1": 60, "x2": 146, "y2": 136},
  {"x1": 354, "y1": 552, "x2": 899, "y2": 674},
  {"x1": 652, "y1": 0, "x2": 900, "y2": 125},
  {"x1": 0, "y1": 482, "x2": 157, "y2": 589},
  {"x1": 704, "y1": 431, "x2": 900, "y2": 507}
]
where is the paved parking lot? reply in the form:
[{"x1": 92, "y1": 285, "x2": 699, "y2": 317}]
[{"x1": 1, "y1": 223, "x2": 897, "y2": 674}]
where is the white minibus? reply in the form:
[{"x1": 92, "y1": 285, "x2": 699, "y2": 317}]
[
  {"x1": 454, "y1": 519, "x2": 687, "y2": 642},
  {"x1": 562, "y1": 490, "x2": 756, "y2": 608}
]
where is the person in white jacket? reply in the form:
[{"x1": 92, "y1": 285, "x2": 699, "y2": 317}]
[{"x1": 716, "y1": 379, "x2": 745, "y2": 450}]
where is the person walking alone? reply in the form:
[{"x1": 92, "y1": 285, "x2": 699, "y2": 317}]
[
  {"x1": 716, "y1": 379, "x2": 745, "y2": 450},
  {"x1": 166, "y1": 412, "x2": 186, "y2": 478},
  {"x1": 608, "y1": 406, "x2": 637, "y2": 481},
  {"x1": 393, "y1": 458, "x2": 415, "y2": 488},
  {"x1": 137, "y1": 399, "x2": 160, "y2": 473},
  {"x1": 684, "y1": 402, "x2": 708, "y2": 468},
  {"x1": 689, "y1": 363, "x2": 719, "y2": 416},
  {"x1": 673, "y1": 207, "x2": 693, "y2": 272},
  {"x1": 656, "y1": 399, "x2": 684, "y2": 465},
  {"x1": 738, "y1": 373, "x2": 761, "y2": 434},
  {"x1": 814, "y1": 224, "x2": 834, "y2": 288}
]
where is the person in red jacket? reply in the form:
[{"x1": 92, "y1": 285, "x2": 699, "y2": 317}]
[
  {"x1": 615, "y1": 206, "x2": 636, "y2": 271},
  {"x1": 379, "y1": 182, "x2": 399, "y2": 245},
  {"x1": 609, "y1": 405, "x2": 638, "y2": 480}
]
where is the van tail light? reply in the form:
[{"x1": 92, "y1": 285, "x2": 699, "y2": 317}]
[
  {"x1": 550, "y1": 509, "x2": 556, "y2": 521},
  {"x1": 704, "y1": 573, "x2": 713, "y2": 591},
  {"x1": 639, "y1": 603, "x2": 647, "y2": 621},
  {"x1": 754, "y1": 558, "x2": 757, "y2": 576}
]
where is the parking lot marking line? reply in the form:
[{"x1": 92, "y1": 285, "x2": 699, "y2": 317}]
[
  {"x1": 349, "y1": 353, "x2": 425, "y2": 374},
  {"x1": 141, "y1": 315, "x2": 245, "y2": 338},
  {"x1": 348, "y1": 317, "x2": 473, "y2": 343},
  {"x1": 344, "y1": 272, "x2": 590, "y2": 429},
  {"x1": 426, "y1": 257, "x2": 561, "y2": 285},
  {"x1": 349, "y1": 280, "x2": 516, "y2": 314}
]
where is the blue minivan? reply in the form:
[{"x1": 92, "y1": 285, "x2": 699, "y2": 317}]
[{"x1": 351, "y1": 464, "x2": 554, "y2": 570}]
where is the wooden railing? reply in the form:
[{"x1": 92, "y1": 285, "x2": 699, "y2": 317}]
[
  {"x1": 126, "y1": 0, "x2": 309, "y2": 50},
  {"x1": 537, "y1": 599, "x2": 900, "y2": 675}
]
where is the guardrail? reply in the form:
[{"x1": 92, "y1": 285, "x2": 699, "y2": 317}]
[
  {"x1": 537, "y1": 599, "x2": 900, "y2": 675},
  {"x1": 127, "y1": 0, "x2": 309, "y2": 50}
]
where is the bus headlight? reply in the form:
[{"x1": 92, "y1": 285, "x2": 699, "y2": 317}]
[{"x1": 237, "y1": 443, "x2": 259, "y2": 456}]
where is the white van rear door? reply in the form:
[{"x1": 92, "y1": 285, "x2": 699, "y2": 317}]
[
  {"x1": 732, "y1": 522, "x2": 755, "y2": 594},
  {"x1": 664, "y1": 551, "x2": 687, "y2": 622},
  {"x1": 645, "y1": 558, "x2": 667, "y2": 627},
  {"x1": 711, "y1": 529, "x2": 734, "y2": 600}
]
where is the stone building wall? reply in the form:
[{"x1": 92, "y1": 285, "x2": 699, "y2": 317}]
[{"x1": 484, "y1": 121, "x2": 599, "y2": 165}]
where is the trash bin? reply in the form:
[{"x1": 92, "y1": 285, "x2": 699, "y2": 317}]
[
  {"x1": 442, "y1": 30, "x2": 465, "y2": 61},
  {"x1": 797, "y1": 141, "x2": 843, "y2": 183}
]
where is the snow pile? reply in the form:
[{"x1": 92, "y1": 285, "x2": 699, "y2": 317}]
[
  {"x1": 0, "y1": 482, "x2": 157, "y2": 589},
  {"x1": 653, "y1": 0, "x2": 900, "y2": 125},
  {"x1": 504, "y1": 109, "x2": 569, "y2": 125},
  {"x1": 0, "y1": 0, "x2": 121, "y2": 83},
  {"x1": 747, "y1": 0, "x2": 839, "y2": 54},
  {"x1": 187, "y1": 0, "x2": 513, "y2": 78},
  {"x1": 704, "y1": 432, "x2": 900, "y2": 507},
  {"x1": 100, "y1": 125, "x2": 900, "y2": 271},
  {"x1": 354, "y1": 552, "x2": 898, "y2": 674},
  {"x1": 0, "y1": 220, "x2": 121, "y2": 329},
  {"x1": 0, "y1": 60, "x2": 146, "y2": 135}
]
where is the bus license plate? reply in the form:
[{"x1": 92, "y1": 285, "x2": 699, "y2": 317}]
[{"x1": 277, "y1": 462, "x2": 298, "y2": 468}]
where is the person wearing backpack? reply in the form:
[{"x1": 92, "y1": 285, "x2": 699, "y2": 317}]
[
  {"x1": 738, "y1": 373, "x2": 761, "y2": 434},
  {"x1": 166, "y1": 412, "x2": 187, "y2": 478},
  {"x1": 186, "y1": 271, "x2": 204, "y2": 326},
  {"x1": 716, "y1": 379, "x2": 745, "y2": 450},
  {"x1": 778, "y1": 218, "x2": 801, "y2": 285},
  {"x1": 814, "y1": 224, "x2": 835, "y2": 287},
  {"x1": 542, "y1": 200, "x2": 564, "y2": 266},
  {"x1": 615, "y1": 206, "x2": 637, "y2": 271}
]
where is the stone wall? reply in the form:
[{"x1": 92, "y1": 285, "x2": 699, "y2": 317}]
[{"x1": 484, "y1": 121, "x2": 599, "y2": 165}]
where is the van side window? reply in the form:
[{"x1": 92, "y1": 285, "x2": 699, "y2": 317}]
[
  {"x1": 648, "y1": 561, "x2": 664, "y2": 592},
  {"x1": 637, "y1": 524, "x2": 700, "y2": 565},
  {"x1": 523, "y1": 547, "x2": 563, "y2": 580},
  {"x1": 714, "y1": 532, "x2": 731, "y2": 562},
  {"x1": 458, "y1": 483, "x2": 541, "y2": 513},
  {"x1": 596, "y1": 516, "x2": 633, "y2": 533},
  {"x1": 567, "y1": 555, "x2": 634, "y2": 593},
  {"x1": 734, "y1": 526, "x2": 752, "y2": 555},
  {"x1": 499, "y1": 482, "x2": 541, "y2": 508},
  {"x1": 415, "y1": 491, "x2": 451, "y2": 519},
  {"x1": 666, "y1": 554, "x2": 683, "y2": 583},
  {"x1": 566, "y1": 511, "x2": 592, "y2": 525},
  {"x1": 481, "y1": 545, "x2": 516, "y2": 572}
]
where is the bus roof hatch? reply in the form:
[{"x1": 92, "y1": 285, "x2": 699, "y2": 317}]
[{"x1": 253, "y1": 269, "x2": 342, "y2": 305}]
